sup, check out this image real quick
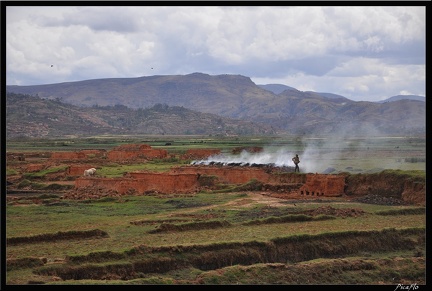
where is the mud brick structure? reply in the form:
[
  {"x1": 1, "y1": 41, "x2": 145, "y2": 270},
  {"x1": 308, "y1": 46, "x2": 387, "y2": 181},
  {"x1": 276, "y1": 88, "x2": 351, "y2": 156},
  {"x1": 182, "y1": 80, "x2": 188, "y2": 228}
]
[
  {"x1": 70, "y1": 164, "x2": 425, "y2": 204},
  {"x1": 266, "y1": 172, "x2": 307, "y2": 184},
  {"x1": 50, "y1": 150, "x2": 106, "y2": 160},
  {"x1": 75, "y1": 172, "x2": 199, "y2": 195},
  {"x1": 129, "y1": 172, "x2": 199, "y2": 193},
  {"x1": 345, "y1": 171, "x2": 426, "y2": 205},
  {"x1": 401, "y1": 179, "x2": 425, "y2": 205},
  {"x1": 298, "y1": 174, "x2": 346, "y2": 197},
  {"x1": 175, "y1": 166, "x2": 307, "y2": 185},
  {"x1": 50, "y1": 144, "x2": 166, "y2": 162},
  {"x1": 172, "y1": 165, "x2": 272, "y2": 184},
  {"x1": 73, "y1": 164, "x2": 348, "y2": 198},
  {"x1": 50, "y1": 151, "x2": 87, "y2": 160},
  {"x1": 181, "y1": 149, "x2": 221, "y2": 160},
  {"x1": 107, "y1": 144, "x2": 168, "y2": 161}
]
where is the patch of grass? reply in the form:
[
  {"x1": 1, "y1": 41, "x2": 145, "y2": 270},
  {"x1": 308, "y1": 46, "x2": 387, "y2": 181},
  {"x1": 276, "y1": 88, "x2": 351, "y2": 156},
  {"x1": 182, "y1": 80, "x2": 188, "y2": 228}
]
[
  {"x1": 6, "y1": 257, "x2": 47, "y2": 271},
  {"x1": 7, "y1": 229, "x2": 109, "y2": 246},
  {"x1": 6, "y1": 198, "x2": 426, "y2": 285},
  {"x1": 208, "y1": 179, "x2": 264, "y2": 193},
  {"x1": 386, "y1": 170, "x2": 425, "y2": 181},
  {"x1": 233, "y1": 179, "x2": 263, "y2": 191},
  {"x1": 243, "y1": 214, "x2": 336, "y2": 226},
  {"x1": 22, "y1": 166, "x2": 69, "y2": 179},
  {"x1": 376, "y1": 207, "x2": 425, "y2": 216},
  {"x1": 30, "y1": 182, "x2": 46, "y2": 190},
  {"x1": 97, "y1": 162, "x2": 177, "y2": 177},
  {"x1": 149, "y1": 220, "x2": 231, "y2": 233},
  {"x1": 6, "y1": 168, "x2": 18, "y2": 175},
  {"x1": 38, "y1": 193, "x2": 62, "y2": 199},
  {"x1": 15, "y1": 181, "x2": 71, "y2": 191},
  {"x1": 31, "y1": 231, "x2": 425, "y2": 284},
  {"x1": 16, "y1": 179, "x2": 32, "y2": 189}
]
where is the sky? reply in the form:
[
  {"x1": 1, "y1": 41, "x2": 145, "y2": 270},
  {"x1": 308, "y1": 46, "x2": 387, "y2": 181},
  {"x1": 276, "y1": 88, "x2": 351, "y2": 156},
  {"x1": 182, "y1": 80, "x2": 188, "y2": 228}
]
[{"x1": 5, "y1": 5, "x2": 426, "y2": 102}]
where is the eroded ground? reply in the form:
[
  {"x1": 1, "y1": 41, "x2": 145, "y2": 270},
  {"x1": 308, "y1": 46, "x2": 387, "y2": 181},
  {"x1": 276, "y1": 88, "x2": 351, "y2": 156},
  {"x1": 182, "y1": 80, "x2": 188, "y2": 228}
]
[{"x1": 5, "y1": 144, "x2": 426, "y2": 285}]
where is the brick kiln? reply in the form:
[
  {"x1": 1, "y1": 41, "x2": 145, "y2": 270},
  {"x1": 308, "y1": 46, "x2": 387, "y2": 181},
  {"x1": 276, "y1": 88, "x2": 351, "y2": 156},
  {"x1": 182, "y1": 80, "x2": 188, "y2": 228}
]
[
  {"x1": 298, "y1": 174, "x2": 346, "y2": 197},
  {"x1": 75, "y1": 172, "x2": 200, "y2": 195},
  {"x1": 107, "y1": 144, "x2": 168, "y2": 161},
  {"x1": 74, "y1": 164, "x2": 347, "y2": 198},
  {"x1": 49, "y1": 144, "x2": 167, "y2": 162}
]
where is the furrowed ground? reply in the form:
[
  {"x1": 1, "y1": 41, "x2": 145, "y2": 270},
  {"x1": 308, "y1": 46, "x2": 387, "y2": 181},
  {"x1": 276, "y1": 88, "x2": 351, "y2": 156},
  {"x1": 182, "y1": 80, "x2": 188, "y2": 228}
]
[{"x1": 5, "y1": 135, "x2": 426, "y2": 285}]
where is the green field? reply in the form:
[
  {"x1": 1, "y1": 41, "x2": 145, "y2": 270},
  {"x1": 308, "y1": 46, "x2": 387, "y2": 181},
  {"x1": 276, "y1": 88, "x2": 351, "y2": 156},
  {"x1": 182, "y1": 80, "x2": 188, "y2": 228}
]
[
  {"x1": 5, "y1": 135, "x2": 427, "y2": 285},
  {"x1": 6, "y1": 134, "x2": 426, "y2": 173}
]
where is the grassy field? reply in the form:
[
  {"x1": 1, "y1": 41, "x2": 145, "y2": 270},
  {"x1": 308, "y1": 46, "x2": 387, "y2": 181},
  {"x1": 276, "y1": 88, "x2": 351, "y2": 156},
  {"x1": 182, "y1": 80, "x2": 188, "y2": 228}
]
[
  {"x1": 6, "y1": 134, "x2": 426, "y2": 173},
  {"x1": 5, "y1": 192, "x2": 426, "y2": 285},
  {"x1": 4, "y1": 134, "x2": 427, "y2": 285}
]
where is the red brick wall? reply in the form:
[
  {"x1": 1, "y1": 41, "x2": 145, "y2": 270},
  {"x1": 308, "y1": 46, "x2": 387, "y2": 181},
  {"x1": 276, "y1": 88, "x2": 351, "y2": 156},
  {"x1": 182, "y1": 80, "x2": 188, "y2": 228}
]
[
  {"x1": 74, "y1": 168, "x2": 347, "y2": 198},
  {"x1": 50, "y1": 150, "x2": 105, "y2": 160},
  {"x1": 173, "y1": 166, "x2": 271, "y2": 184},
  {"x1": 181, "y1": 149, "x2": 221, "y2": 160},
  {"x1": 141, "y1": 149, "x2": 168, "y2": 159},
  {"x1": 75, "y1": 172, "x2": 199, "y2": 195},
  {"x1": 298, "y1": 174, "x2": 346, "y2": 197},
  {"x1": 107, "y1": 151, "x2": 141, "y2": 161},
  {"x1": 106, "y1": 144, "x2": 168, "y2": 161},
  {"x1": 50, "y1": 152, "x2": 87, "y2": 160},
  {"x1": 267, "y1": 172, "x2": 307, "y2": 184},
  {"x1": 402, "y1": 180, "x2": 426, "y2": 206}
]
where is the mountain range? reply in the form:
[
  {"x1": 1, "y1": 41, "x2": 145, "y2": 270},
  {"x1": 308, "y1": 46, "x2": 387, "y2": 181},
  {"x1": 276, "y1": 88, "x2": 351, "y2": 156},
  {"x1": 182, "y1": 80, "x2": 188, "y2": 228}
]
[
  {"x1": 5, "y1": 73, "x2": 426, "y2": 137},
  {"x1": 258, "y1": 84, "x2": 425, "y2": 103},
  {"x1": 5, "y1": 92, "x2": 275, "y2": 138}
]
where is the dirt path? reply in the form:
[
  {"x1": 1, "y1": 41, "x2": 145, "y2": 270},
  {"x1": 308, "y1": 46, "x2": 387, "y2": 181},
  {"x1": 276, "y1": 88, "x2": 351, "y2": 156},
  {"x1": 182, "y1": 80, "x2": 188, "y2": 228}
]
[{"x1": 222, "y1": 192, "x2": 292, "y2": 208}]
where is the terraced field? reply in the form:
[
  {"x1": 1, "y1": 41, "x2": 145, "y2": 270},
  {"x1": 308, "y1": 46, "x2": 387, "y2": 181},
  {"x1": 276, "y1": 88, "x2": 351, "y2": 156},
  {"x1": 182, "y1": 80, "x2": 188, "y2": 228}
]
[{"x1": 5, "y1": 135, "x2": 426, "y2": 285}]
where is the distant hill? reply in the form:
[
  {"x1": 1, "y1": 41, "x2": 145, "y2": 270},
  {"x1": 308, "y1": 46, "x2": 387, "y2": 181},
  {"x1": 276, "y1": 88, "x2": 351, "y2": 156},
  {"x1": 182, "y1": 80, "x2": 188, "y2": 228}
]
[
  {"x1": 306, "y1": 92, "x2": 349, "y2": 100},
  {"x1": 259, "y1": 84, "x2": 350, "y2": 101},
  {"x1": 258, "y1": 84, "x2": 297, "y2": 94},
  {"x1": 5, "y1": 92, "x2": 275, "y2": 138},
  {"x1": 251, "y1": 89, "x2": 425, "y2": 136},
  {"x1": 5, "y1": 73, "x2": 426, "y2": 136},
  {"x1": 6, "y1": 73, "x2": 275, "y2": 119},
  {"x1": 259, "y1": 84, "x2": 425, "y2": 104},
  {"x1": 378, "y1": 95, "x2": 425, "y2": 103}
]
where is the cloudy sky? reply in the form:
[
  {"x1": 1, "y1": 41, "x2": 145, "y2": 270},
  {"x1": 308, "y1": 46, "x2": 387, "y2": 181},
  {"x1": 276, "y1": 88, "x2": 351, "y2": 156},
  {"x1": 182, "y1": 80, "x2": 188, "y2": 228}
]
[{"x1": 5, "y1": 5, "x2": 426, "y2": 102}]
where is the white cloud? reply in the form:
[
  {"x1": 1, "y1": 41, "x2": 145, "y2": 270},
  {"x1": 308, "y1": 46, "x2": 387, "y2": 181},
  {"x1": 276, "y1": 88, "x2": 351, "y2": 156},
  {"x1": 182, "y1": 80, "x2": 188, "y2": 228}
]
[{"x1": 5, "y1": 5, "x2": 426, "y2": 101}]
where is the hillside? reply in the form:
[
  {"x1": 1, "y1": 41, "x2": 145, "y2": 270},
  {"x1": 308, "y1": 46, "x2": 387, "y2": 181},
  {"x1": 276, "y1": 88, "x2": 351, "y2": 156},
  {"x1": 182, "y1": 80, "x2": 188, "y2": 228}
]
[
  {"x1": 6, "y1": 73, "x2": 272, "y2": 118},
  {"x1": 257, "y1": 84, "x2": 297, "y2": 94},
  {"x1": 5, "y1": 93, "x2": 275, "y2": 138},
  {"x1": 258, "y1": 84, "x2": 425, "y2": 103},
  {"x1": 5, "y1": 73, "x2": 426, "y2": 136},
  {"x1": 247, "y1": 90, "x2": 425, "y2": 135},
  {"x1": 378, "y1": 95, "x2": 426, "y2": 103}
]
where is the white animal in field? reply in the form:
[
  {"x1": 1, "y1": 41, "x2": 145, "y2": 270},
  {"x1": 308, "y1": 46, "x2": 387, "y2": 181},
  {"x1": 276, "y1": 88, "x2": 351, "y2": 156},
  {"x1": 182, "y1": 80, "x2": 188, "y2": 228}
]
[{"x1": 83, "y1": 168, "x2": 97, "y2": 176}]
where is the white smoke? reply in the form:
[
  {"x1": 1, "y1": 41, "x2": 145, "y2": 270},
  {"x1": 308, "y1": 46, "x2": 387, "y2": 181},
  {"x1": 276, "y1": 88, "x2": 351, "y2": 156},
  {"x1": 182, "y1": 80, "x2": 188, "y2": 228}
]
[
  {"x1": 299, "y1": 123, "x2": 405, "y2": 173},
  {"x1": 191, "y1": 124, "x2": 417, "y2": 173},
  {"x1": 192, "y1": 148, "x2": 299, "y2": 168}
]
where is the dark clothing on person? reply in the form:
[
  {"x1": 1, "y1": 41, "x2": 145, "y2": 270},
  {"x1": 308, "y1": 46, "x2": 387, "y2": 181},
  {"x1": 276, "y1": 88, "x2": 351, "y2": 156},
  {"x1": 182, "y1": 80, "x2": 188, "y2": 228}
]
[{"x1": 292, "y1": 154, "x2": 300, "y2": 172}]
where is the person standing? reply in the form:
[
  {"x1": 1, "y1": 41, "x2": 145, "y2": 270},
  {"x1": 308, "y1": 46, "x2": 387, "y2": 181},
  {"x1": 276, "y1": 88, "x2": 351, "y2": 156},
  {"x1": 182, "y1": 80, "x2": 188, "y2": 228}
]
[{"x1": 292, "y1": 154, "x2": 300, "y2": 172}]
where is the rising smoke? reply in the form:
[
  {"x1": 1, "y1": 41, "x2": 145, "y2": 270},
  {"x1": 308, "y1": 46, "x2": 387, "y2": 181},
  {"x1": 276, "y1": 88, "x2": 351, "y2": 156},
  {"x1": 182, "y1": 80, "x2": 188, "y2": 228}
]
[
  {"x1": 191, "y1": 124, "x2": 405, "y2": 174},
  {"x1": 192, "y1": 147, "x2": 296, "y2": 168}
]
